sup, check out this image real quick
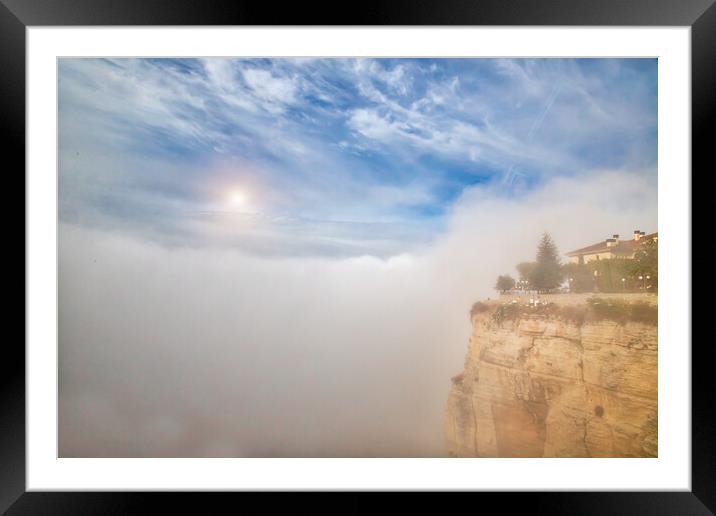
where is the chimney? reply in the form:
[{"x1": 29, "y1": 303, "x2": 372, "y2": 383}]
[
  {"x1": 634, "y1": 229, "x2": 641, "y2": 241},
  {"x1": 612, "y1": 234, "x2": 619, "y2": 244},
  {"x1": 606, "y1": 237, "x2": 616, "y2": 247}
]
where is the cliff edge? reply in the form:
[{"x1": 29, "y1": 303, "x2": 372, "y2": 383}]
[{"x1": 444, "y1": 295, "x2": 657, "y2": 457}]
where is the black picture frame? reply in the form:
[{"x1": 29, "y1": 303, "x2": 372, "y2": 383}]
[{"x1": 3, "y1": 0, "x2": 710, "y2": 513}]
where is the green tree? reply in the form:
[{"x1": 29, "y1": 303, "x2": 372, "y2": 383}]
[
  {"x1": 515, "y1": 261, "x2": 536, "y2": 289},
  {"x1": 588, "y1": 258, "x2": 633, "y2": 292},
  {"x1": 495, "y1": 274, "x2": 516, "y2": 293},
  {"x1": 531, "y1": 232, "x2": 563, "y2": 292},
  {"x1": 562, "y1": 262, "x2": 595, "y2": 293},
  {"x1": 631, "y1": 239, "x2": 658, "y2": 291}
]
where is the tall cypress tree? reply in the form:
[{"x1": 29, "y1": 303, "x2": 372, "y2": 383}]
[{"x1": 531, "y1": 232, "x2": 563, "y2": 292}]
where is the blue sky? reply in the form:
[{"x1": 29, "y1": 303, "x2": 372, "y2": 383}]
[{"x1": 58, "y1": 58, "x2": 657, "y2": 257}]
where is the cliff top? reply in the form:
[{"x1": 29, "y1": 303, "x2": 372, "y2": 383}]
[
  {"x1": 485, "y1": 292, "x2": 657, "y2": 307},
  {"x1": 472, "y1": 292, "x2": 657, "y2": 326}
]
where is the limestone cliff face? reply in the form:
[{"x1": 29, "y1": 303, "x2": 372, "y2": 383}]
[{"x1": 444, "y1": 307, "x2": 657, "y2": 457}]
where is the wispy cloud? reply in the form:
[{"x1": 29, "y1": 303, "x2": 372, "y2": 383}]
[{"x1": 58, "y1": 58, "x2": 657, "y2": 256}]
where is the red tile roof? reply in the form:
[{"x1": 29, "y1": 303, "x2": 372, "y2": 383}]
[{"x1": 565, "y1": 232, "x2": 657, "y2": 257}]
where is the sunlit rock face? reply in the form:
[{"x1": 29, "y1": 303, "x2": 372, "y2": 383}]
[{"x1": 444, "y1": 307, "x2": 657, "y2": 458}]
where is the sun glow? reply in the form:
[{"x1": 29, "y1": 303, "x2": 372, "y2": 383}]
[{"x1": 228, "y1": 189, "x2": 249, "y2": 209}]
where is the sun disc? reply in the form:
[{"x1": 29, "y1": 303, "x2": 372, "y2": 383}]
[{"x1": 229, "y1": 190, "x2": 247, "y2": 207}]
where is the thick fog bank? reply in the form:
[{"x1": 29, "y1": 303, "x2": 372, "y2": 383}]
[{"x1": 58, "y1": 171, "x2": 656, "y2": 456}]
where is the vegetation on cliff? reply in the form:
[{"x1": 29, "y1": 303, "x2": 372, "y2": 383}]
[{"x1": 471, "y1": 297, "x2": 657, "y2": 326}]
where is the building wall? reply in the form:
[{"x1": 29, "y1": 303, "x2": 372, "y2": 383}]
[
  {"x1": 569, "y1": 251, "x2": 636, "y2": 264},
  {"x1": 583, "y1": 252, "x2": 614, "y2": 263}
]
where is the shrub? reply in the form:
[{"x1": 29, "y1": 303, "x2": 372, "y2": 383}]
[
  {"x1": 451, "y1": 373, "x2": 465, "y2": 385},
  {"x1": 470, "y1": 301, "x2": 490, "y2": 318},
  {"x1": 491, "y1": 302, "x2": 521, "y2": 324}
]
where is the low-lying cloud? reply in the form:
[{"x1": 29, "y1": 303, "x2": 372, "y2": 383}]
[{"x1": 59, "y1": 170, "x2": 656, "y2": 457}]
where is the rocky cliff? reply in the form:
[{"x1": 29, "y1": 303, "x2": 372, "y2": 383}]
[{"x1": 444, "y1": 298, "x2": 657, "y2": 457}]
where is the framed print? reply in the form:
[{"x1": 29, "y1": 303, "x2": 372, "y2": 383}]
[{"x1": 3, "y1": 0, "x2": 712, "y2": 513}]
